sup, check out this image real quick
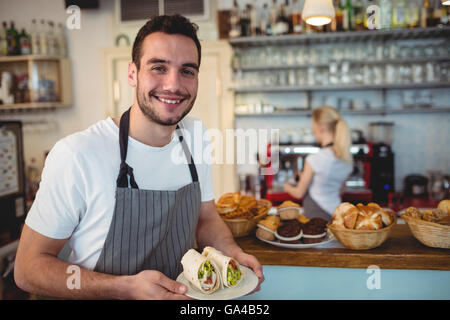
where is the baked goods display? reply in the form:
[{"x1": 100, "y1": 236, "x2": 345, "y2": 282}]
[
  {"x1": 277, "y1": 200, "x2": 302, "y2": 220},
  {"x1": 330, "y1": 202, "x2": 395, "y2": 230},
  {"x1": 256, "y1": 202, "x2": 330, "y2": 246},
  {"x1": 403, "y1": 199, "x2": 450, "y2": 226},
  {"x1": 217, "y1": 192, "x2": 271, "y2": 237},
  {"x1": 401, "y1": 199, "x2": 450, "y2": 249},
  {"x1": 216, "y1": 193, "x2": 266, "y2": 220}
]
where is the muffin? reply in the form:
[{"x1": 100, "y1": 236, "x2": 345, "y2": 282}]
[
  {"x1": 256, "y1": 215, "x2": 280, "y2": 241},
  {"x1": 278, "y1": 201, "x2": 301, "y2": 220},
  {"x1": 276, "y1": 219, "x2": 302, "y2": 243},
  {"x1": 301, "y1": 218, "x2": 328, "y2": 244}
]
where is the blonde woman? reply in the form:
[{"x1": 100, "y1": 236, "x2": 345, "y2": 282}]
[{"x1": 283, "y1": 106, "x2": 353, "y2": 221}]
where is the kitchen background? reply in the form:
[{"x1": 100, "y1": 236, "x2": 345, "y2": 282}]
[{"x1": 0, "y1": 0, "x2": 449, "y2": 200}]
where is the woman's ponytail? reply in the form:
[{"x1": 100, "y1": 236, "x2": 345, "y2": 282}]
[
  {"x1": 312, "y1": 106, "x2": 352, "y2": 164},
  {"x1": 333, "y1": 118, "x2": 352, "y2": 164}
]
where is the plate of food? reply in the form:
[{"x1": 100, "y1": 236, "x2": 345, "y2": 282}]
[
  {"x1": 255, "y1": 205, "x2": 336, "y2": 249},
  {"x1": 177, "y1": 247, "x2": 259, "y2": 300}
]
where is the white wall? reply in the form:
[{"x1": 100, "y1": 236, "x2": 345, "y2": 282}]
[{"x1": 0, "y1": 0, "x2": 115, "y2": 170}]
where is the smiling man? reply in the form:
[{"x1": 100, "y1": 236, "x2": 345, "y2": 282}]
[{"x1": 14, "y1": 15, "x2": 264, "y2": 300}]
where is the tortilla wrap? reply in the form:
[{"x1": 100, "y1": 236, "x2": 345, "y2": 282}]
[
  {"x1": 181, "y1": 249, "x2": 222, "y2": 294},
  {"x1": 202, "y1": 246, "x2": 243, "y2": 288}
]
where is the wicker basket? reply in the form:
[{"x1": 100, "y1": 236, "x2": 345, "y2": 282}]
[
  {"x1": 327, "y1": 215, "x2": 397, "y2": 250},
  {"x1": 402, "y1": 214, "x2": 450, "y2": 249},
  {"x1": 222, "y1": 199, "x2": 271, "y2": 238}
]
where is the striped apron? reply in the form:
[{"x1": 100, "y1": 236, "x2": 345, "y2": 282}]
[{"x1": 94, "y1": 108, "x2": 201, "y2": 280}]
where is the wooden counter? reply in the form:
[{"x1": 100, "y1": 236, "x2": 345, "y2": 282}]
[{"x1": 235, "y1": 224, "x2": 450, "y2": 271}]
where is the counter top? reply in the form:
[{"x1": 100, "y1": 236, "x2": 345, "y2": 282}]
[{"x1": 235, "y1": 223, "x2": 450, "y2": 271}]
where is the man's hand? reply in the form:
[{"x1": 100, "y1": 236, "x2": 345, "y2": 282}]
[
  {"x1": 233, "y1": 251, "x2": 264, "y2": 294},
  {"x1": 126, "y1": 270, "x2": 192, "y2": 300}
]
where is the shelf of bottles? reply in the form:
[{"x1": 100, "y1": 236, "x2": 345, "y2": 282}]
[
  {"x1": 0, "y1": 19, "x2": 71, "y2": 112},
  {"x1": 227, "y1": 1, "x2": 450, "y2": 116}
]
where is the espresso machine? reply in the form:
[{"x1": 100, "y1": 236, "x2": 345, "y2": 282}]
[{"x1": 368, "y1": 122, "x2": 395, "y2": 203}]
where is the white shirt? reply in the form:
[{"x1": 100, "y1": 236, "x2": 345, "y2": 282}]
[
  {"x1": 306, "y1": 148, "x2": 352, "y2": 215},
  {"x1": 25, "y1": 117, "x2": 215, "y2": 270}
]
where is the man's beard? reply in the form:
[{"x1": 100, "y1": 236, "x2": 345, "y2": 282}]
[{"x1": 136, "y1": 84, "x2": 196, "y2": 126}]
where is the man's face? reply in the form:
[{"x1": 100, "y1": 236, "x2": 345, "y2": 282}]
[{"x1": 129, "y1": 32, "x2": 199, "y2": 126}]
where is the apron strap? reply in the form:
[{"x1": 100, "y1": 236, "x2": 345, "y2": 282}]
[
  {"x1": 176, "y1": 128, "x2": 199, "y2": 183},
  {"x1": 117, "y1": 108, "x2": 139, "y2": 189}
]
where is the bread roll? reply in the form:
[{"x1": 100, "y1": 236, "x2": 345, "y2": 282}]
[{"x1": 438, "y1": 199, "x2": 450, "y2": 215}]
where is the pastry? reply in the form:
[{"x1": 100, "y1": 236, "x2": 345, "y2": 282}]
[
  {"x1": 257, "y1": 215, "x2": 280, "y2": 241},
  {"x1": 332, "y1": 202, "x2": 358, "y2": 229},
  {"x1": 422, "y1": 209, "x2": 447, "y2": 223},
  {"x1": 277, "y1": 219, "x2": 302, "y2": 239},
  {"x1": 355, "y1": 204, "x2": 383, "y2": 230},
  {"x1": 404, "y1": 206, "x2": 422, "y2": 219},
  {"x1": 297, "y1": 213, "x2": 310, "y2": 224},
  {"x1": 278, "y1": 201, "x2": 300, "y2": 209},
  {"x1": 302, "y1": 218, "x2": 328, "y2": 243},
  {"x1": 216, "y1": 192, "x2": 241, "y2": 214},
  {"x1": 367, "y1": 202, "x2": 393, "y2": 227},
  {"x1": 278, "y1": 201, "x2": 301, "y2": 220},
  {"x1": 437, "y1": 199, "x2": 450, "y2": 215}
]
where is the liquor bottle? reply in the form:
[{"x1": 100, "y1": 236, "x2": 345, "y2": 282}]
[
  {"x1": 379, "y1": 0, "x2": 392, "y2": 29},
  {"x1": 407, "y1": 0, "x2": 420, "y2": 28},
  {"x1": 270, "y1": 0, "x2": 278, "y2": 35},
  {"x1": 249, "y1": 3, "x2": 260, "y2": 36},
  {"x1": 0, "y1": 22, "x2": 7, "y2": 56},
  {"x1": 239, "y1": 4, "x2": 251, "y2": 37},
  {"x1": 275, "y1": 1, "x2": 290, "y2": 35},
  {"x1": 427, "y1": 1, "x2": 441, "y2": 27},
  {"x1": 392, "y1": 0, "x2": 407, "y2": 28},
  {"x1": 284, "y1": 0, "x2": 293, "y2": 34},
  {"x1": 39, "y1": 19, "x2": 48, "y2": 55},
  {"x1": 353, "y1": 0, "x2": 364, "y2": 30},
  {"x1": 341, "y1": 0, "x2": 354, "y2": 31},
  {"x1": 30, "y1": 19, "x2": 41, "y2": 55},
  {"x1": 335, "y1": 0, "x2": 344, "y2": 31},
  {"x1": 56, "y1": 23, "x2": 67, "y2": 57},
  {"x1": 47, "y1": 21, "x2": 58, "y2": 56},
  {"x1": 229, "y1": 0, "x2": 241, "y2": 38},
  {"x1": 6, "y1": 21, "x2": 20, "y2": 55},
  {"x1": 19, "y1": 29, "x2": 31, "y2": 55},
  {"x1": 260, "y1": 3, "x2": 270, "y2": 35},
  {"x1": 291, "y1": 0, "x2": 304, "y2": 33}
]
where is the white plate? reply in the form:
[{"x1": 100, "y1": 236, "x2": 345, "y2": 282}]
[
  {"x1": 176, "y1": 266, "x2": 258, "y2": 300},
  {"x1": 256, "y1": 229, "x2": 336, "y2": 249}
]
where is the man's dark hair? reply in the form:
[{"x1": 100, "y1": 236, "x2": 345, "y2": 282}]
[{"x1": 132, "y1": 14, "x2": 201, "y2": 70}]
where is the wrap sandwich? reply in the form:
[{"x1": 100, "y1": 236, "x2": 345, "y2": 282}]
[
  {"x1": 202, "y1": 246, "x2": 243, "y2": 288},
  {"x1": 181, "y1": 249, "x2": 222, "y2": 294}
]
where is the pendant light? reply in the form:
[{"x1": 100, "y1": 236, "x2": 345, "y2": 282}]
[{"x1": 302, "y1": 0, "x2": 336, "y2": 26}]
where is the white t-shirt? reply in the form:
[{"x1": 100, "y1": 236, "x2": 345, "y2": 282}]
[
  {"x1": 25, "y1": 117, "x2": 215, "y2": 270},
  {"x1": 306, "y1": 148, "x2": 352, "y2": 215}
]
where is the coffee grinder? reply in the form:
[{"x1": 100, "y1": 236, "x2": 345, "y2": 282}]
[{"x1": 368, "y1": 122, "x2": 395, "y2": 203}]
